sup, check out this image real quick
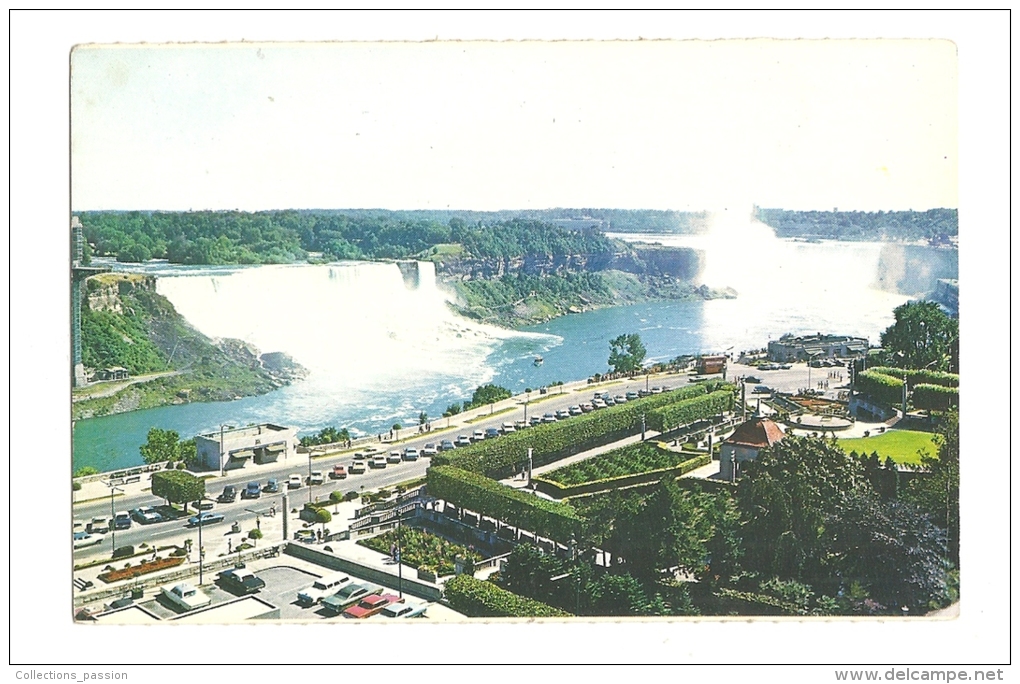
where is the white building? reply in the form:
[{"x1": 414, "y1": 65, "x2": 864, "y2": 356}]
[{"x1": 195, "y1": 424, "x2": 298, "y2": 472}]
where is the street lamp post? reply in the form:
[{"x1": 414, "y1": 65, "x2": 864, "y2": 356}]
[
  {"x1": 396, "y1": 506, "x2": 403, "y2": 599},
  {"x1": 196, "y1": 494, "x2": 214, "y2": 585},
  {"x1": 307, "y1": 451, "x2": 313, "y2": 504},
  {"x1": 102, "y1": 481, "x2": 123, "y2": 556}
]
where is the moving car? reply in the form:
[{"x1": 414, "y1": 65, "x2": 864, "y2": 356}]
[
  {"x1": 113, "y1": 512, "x2": 132, "y2": 530},
  {"x1": 343, "y1": 593, "x2": 402, "y2": 619},
  {"x1": 310, "y1": 471, "x2": 325, "y2": 485},
  {"x1": 217, "y1": 485, "x2": 237, "y2": 503},
  {"x1": 369, "y1": 455, "x2": 387, "y2": 469},
  {"x1": 217, "y1": 569, "x2": 266, "y2": 595},
  {"x1": 387, "y1": 451, "x2": 402, "y2": 464},
  {"x1": 187, "y1": 512, "x2": 225, "y2": 527},
  {"x1": 421, "y1": 444, "x2": 438, "y2": 457},
  {"x1": 88, "y1": 517, "x2": 111, "y2": 535},
  {"x1": 752, "y1": 385, "x2": 771, "y2": 394},
  {"x1": 455, "y1": 435, "x2": 472, "y2": 447},
  {"x1": 321, "y1": 583, "x2": 383, "y2": 615},
  {"x1": 349, "y1": 461, "x2": 367, "y2": 474},
  {"x1": 161, "y1": 583, "x2": 211, "y2": 612},
  {"x1": 264, "y1": 478, "x2": 281, "y2": 493},
  {"x1": 402, "y1": 448, "x2": 420, "y2": 461},
  {"x1": 191, "y1": 499, "x2": 215, "y2": 511},
  {"x1": 330, "y1": 465, "x2": 347, "y2": 479},
  {"x1": 242, "y1": 481, "x2": 262, "y2": 499},
  {"x1": 288, "y1": 474, "x2": 303, "y2": 488},
  {"x1": 297, "y1": 573, "x2": 352, "y2": 606},
  {"x1": 380, "y1": 600, "x2": 429, "y2": 619},
  {"x1": 131, "y1": 507, "x2": 163, "y2": 524},
  {"x1": 73, "y1": 531, "x2": 105, "y2": 549}
]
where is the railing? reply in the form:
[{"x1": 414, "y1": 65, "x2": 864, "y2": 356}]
[{"x1": 74, "y1": 462, "x2": 168, "y2": 485}]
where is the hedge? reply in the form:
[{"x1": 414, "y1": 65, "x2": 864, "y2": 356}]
[
  {"x1": 646, "y1": 390, "x2": 734, "y2": 433},
  {"x1": 433, "y1": 382, "x2": 725, "y2": 479},
  {"x1": 856, "y1": 370, "x2": 905, "y2": 407},
  {"x1": 537, "y1": 453, "x2": 712, "y2": 498},
  {"x1": 911, "y1": 383, "x2": 959, "y2": 412},
  {"x1": 868, "y1": 367, "x2": 959, "y2": 389},
  {"x1": 427, "y1": 465, "x2": 582, "y2": 543},
  {"x1": 444, "y1": 574, "x2": 572, "y2": 618}
]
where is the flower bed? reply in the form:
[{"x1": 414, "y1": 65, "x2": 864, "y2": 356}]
[
  {"x1": 542, "y1": 442, "x2": 692, "y2": 486},
  {"x1": 97, "y1": 555, "x2": 186, "y2": 583},
  {"x1": 357, "y1": 527, "x2": 482, "y2": 577}
]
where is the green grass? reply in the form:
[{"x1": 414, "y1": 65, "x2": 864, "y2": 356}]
[{"x1": 837, "y1": 430, "x2": 939, "y2": 466}]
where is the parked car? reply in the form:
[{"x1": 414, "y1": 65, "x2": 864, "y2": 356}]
[
  {"x1": 651, "y1": 386, "x2": 663, "y2": 394},
  {"x1": 330, "y1": 465, "x2": 347, "y2": 479},
  {"x1": 161, "y1": 583, "x2": 211, "y2": 612},
  {"x1": 638, "y1": 389, "x2": 651, "y2": 398},
  {"x1": 379, "y1": 600, "x2": 429, "y2": 619},
  {"x1": 108, "y1": 596, "x2": 134, "y2": 610},
  {"x1": 343, "y1": 593, "x2": 402, "y2": 619},
  {"x1": 579, "y1": 402, "x2": 594, "y2": 412},
  {"x1": 369, "y1": 455, "x2": 387, "y2": 469},
  {"x1": 421, "y1": 443, "x2": 438, "y2": 457},
  {"x1": 294, "y1": 529, "x2": 316, "y2": 544},
  {"x1": 542, "y1": 413, "x2": 557, "y2": 423},
  {"x1": 297, "y1": 572, "x2": 352, "y2": 606},
  {"x1": 591, "y1": 398, "x2": 606, "y2": 409},
  {"x1": 349, "y1": 461, "x2": 367, "y2": 474},
  {"x1": 217, "y1": 569, "x2": 266, "y2": 595},
  {"x1": 439, "y1": 440, "x2": 456, "y2": 451},
  {"x1": 514, "y1": 420, "x2": 529, "y2": 431},
  {"x1": 603, "y1": 396, "x2": 616, "y2": 406},
  {"x1": 264, "y1": 478, "x2": 281, "y2": 493},
  {"x1": 113, "y1": 512, "x2": 132, "y2": 530},
  {"x1": 217, "y1": 485, "x2": 237, "y2": 503},
  {"x1": 568, "y1": 405, "x2": 583, "y2": 416},
  {"x1": 472, "y1": 429, "x2": 486, "y2": 441},
  {"x1": 455, "y1": 435, "x2": 472, "y2": 447},
  {"x1": 310, "y1": 470, "x2": 325, "y2": 485},
  {"x1": 321, "y1": 583, "x2": 383, "y2": 615},
  {"x1": 484, "y1": 427, "x2": 500, "y2": 439},
  {"x1": 529, "y1": 416, "x2": 543, "y2": 426},
  {"x1": 402, "y1": 448, "x2": 420, "y2": 461},
  {"x1": 73, "y1": 519, "x2": 86, "y2": 534},
  {"x1": 744, "y1": 376, "x2": 762, "y2": 384},
  {"x1": 88, "y1": 516, "x2": 111, "y2": 534},
  {"x1": 752, "y1": 385, "x2": 771, "y2": 394},
  {"x1": 242, "y1": 481, "x2": 262, "y2": 499},
  {"x1": 614, "y1": 395, "x2": 628, "y2": 404},
  {"x1": 501, "y1": 422, "x2": 516, "y2": 433},
  {"x1": 73, "y1": 531, "x2": 105, "y2": 549},
  {"x1": 191, "y1": 499, "x2": 215, "y2": 511},
  {"x1": 779, "y1": 364, "x2": 792, "y2": 370},
  {"x1": 387, "y1": 451, "x2": 402, "y2": 464},
  {"x1": 187, "y1": 512, "x2": 225, "y2": 527},
  {"x1": 288, "y1": 474, "x2": 303, "y2": 488},
  {"x1": 131, "y1": 507, "x2": 163, "y2": 524},
  {"x1": 555, "y1": 409, "x2": 570, "y2": 420},
  {"x1": 626, "y1": 391, "x2": 639, "y2": 401}
]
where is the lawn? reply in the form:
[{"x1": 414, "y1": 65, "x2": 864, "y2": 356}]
[{"x1": 837, "y1": 429, "x2": 939, "y2": 466}]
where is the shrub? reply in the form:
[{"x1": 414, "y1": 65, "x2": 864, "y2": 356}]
[
  {"x1": 856, "y1": 370, "x2": 905, "y2": 407},
  {"x1": 344, "y1": 490, "x2": 359, "y2": 501},
  {"x1": 427, "y1": 466, "x2": 581, "y2": 543},
  {"x1": 868, "y1": 367, "x2": 959, "y2": 389},
  {"x1": 912, "y1": 383, "x2": 959, "y2": 412},
  {"x1": 445, "y1": 574, "x2": 572, "y2": 618},
  {"x1": 72, "y1": 481, "x2": 82, "y2": 491}
]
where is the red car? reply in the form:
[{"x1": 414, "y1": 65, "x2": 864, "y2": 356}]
[
  {"x1": 343, "y1": 593, "x2": 403, "y2": 619},
  {"x1": 331, "y1": 464, "x2": 347, "y2": 479}
]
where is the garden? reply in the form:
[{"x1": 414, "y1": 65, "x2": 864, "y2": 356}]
[
  {"x1": 542, "y1": 442, "x2": 702, "y2": 486},
  {"x1": 358, "y1": 526, "x2": 483, "y2": 577}
]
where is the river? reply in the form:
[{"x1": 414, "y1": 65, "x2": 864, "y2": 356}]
[{"x1": 73, "y1": 225, "x2": 947, "y2": 472}]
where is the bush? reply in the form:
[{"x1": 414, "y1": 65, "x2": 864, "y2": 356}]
[
  {"x1": 74, "y1": 466, "x2": 99, "y2": 478},
  {"x1": 427, "y1": 466, "x2": 581, "y2": 543},
  {"x1": 645, "y1": 390, "x2": 734, "y2": 433},
  {"x1": 912, "y1": 383, "x2": 959, "y2": 412},
  {"x1": 176, "y1": 462, "x2": 187, "y2": 470},
  {"x1": 344, "y1": 490, "x2": 359, "y2": 501},
  {"x1": 445, "y1": 574, "x2": 572, "y2": 618},
  {"x1": 72, "y1": 481, "x2": 82, "y2": 492},
  {"x1": 856, "y1": 370, "x2": 905, "y2": 407},
  {"x1": 170, "y1": 547, "x2": 187, "y2": 557},
  {"x1": 868, "y1": 367, "x2": 959, "y2": 389},
  {"x1": 112, "y1": 545, "x2": 135, "y2": 559}
]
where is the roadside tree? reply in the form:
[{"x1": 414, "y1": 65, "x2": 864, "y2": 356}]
[
  {"x1": 151, "y1": 470, "x2": 205, "y2": 512},
  {"x1": 608, "y1": 333, "x2": 646, "y2": 375},
  {"x1": 879, "y1": 301, "x2": 959, "y2": 372},
  {"x1": 139, "y1": 427, "x2": 182, "y2": 465},
  {"x1": 468, "y1": 384, "x2": 512, "y2": 409}
]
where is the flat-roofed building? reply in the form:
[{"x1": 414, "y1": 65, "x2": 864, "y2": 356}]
[
  {"x1": 767, "y1": 334, "x2": 868, "y2": 363},
  {"x1": 195, "y1": 423, "x2": 298, "y2": 472}
]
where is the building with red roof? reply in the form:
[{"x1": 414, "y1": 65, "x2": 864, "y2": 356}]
[{"x1": 719, "y1": 416, "x2": 785, "y2": 481}]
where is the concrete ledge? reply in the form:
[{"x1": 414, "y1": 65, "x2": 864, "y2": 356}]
[{"x1": 283, "y1": 543, "x2": 443, "y2": 602}]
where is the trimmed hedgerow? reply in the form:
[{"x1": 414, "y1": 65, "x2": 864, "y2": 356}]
[
  {"x1": 868, "y1": 367, "x2": 959, "y2": 389},
  {"x1": 433, "y1": 383, "x2": 724, "y2": 479},
  {"x1": 856, "y1": 370, "x2": 905, "y2": 407},
  {"x1": 427, "y1": 465, "x2": 581, "y2": 543},
  {"x1": 911, "y1": 383, "x2": 959, "y2": 412},
  {"x1": 646, "y1": 390, "x2": 734, "y2": 433},
  {"x1": 444, "y1": 574, "x2": 572, "y2": 618}
]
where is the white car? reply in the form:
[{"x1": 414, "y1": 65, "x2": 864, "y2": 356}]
[
  {"x1": 288, "y1": 474, "x2": 303, "y2": 489},
  {"x1": 73, "y1": 531, "x2": 105, "y2": 549},
  {"x1": 297, "y1": 573, "x2": 352, "y2": 606},
  {"x1": 472, "y1": 430, "x2": 486, "y2": 441},
  {"x1": 379, "y1": 600, "x2": 429, "y2": 618},
  {"x1": 387, "y1": 451, "x2": 403, "y2": 464},
  {"x1": 421, "y1": 444, "x2": 438, "y2": 457},
  {"x1": 501, "y1": 422, "x2": 517, "y2": 433},
  {"x1": 310, "y1": 470, "x2": 325, "y2": 485},
  {"x1": 402, "y1": 448, "x2": 419, "y2": 461},
  {"x1": 161, "y1": 583, "x2": 211, "y2": 612},
  {"x1": 350, "y1": 460, "x2": 367, "y2": 474}
]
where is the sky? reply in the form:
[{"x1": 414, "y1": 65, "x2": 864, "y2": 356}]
[
  {"x1": 70, "y1": 38, "x2": 958, "y2": 213},
  {"x1": 8, "y1": 10, "x2": 1012, "y2": 675}
]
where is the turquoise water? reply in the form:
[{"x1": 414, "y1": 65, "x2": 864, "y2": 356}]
[{"x1": 73, "y1": 235, "x2": 922, "y2": 471}]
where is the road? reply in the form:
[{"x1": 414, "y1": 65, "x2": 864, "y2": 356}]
[{"x1": 73, "y1": 372, "x2": 684, "y2": 562}]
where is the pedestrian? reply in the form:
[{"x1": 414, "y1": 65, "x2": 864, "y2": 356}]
[
  {"x1": 228, "y1": 539, "x2": 232, "y2": 553},
  {"x1": 390, "y1": 543, "x2": 396, "y2": 560},
  {"x1": 256, "y1": 515, "x2": 261, "y2": 531}
]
